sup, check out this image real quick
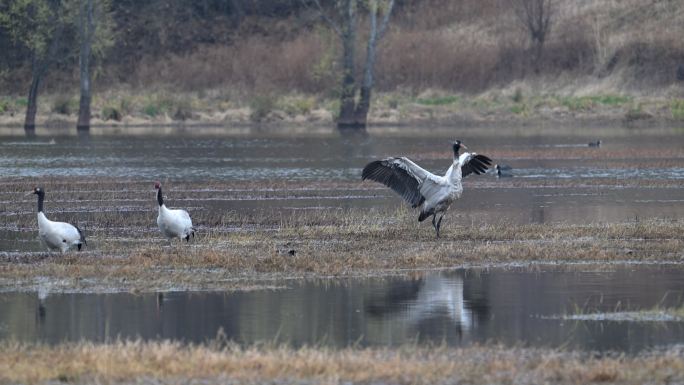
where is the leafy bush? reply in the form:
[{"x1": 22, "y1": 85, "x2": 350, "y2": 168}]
[
  {"x1": 141, "y1": 95, "x2": 174, "y2": 118},
  {"x1": 511, "y1": 88, "x2": 523, "y2": 103},
  {"x1": 0, "y1": 99, "x2": 8, "y2": 113},
  {"x1": 510, "y1": 103, "x2": 529, "y2": 116},
  {"x1": 142, "y1": 103, "x2": 161, "y2": 117},
  {"x1": 172, "y1": 98, "x2": 194, "y2": 121},
  {"x1": 15, "y1": 97, "x2": 28, "y2": 107},
  {"x1": 249, "y1": 94, "x2": 276, "y2": 122},
  {"x1": 52, "y1": 97, "x2": 76, "y2": 115},
  {"x1": 101, "y1": 106, "x2": 122, "y2": 121},
  {"x1": 280, "y1": 96, "x2": 315, "y2": 117}
]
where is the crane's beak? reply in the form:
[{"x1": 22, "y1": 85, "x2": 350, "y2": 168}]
[
  {"x1": 24, "y1": 191, "x2": 33, "y2": 196},
  {"x1": 461, "y1": 144, "x2": 468, "y2": 151}
]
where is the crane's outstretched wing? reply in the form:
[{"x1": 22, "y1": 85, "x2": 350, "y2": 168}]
[
  {"x1": 461, "y1": 153, "x2": 493, "y2": 177},
  {"x1": 362, "y1": 157, "x2": 434, "y2": 208}
]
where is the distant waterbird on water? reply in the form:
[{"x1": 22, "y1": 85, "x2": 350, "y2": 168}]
[
  {"x1": 495, "y1": 164, "x2": 513, "y2": 178},
  {"x1": 31, "y1": 187, "x2": 86, "y2": 252},
  {"x1": 155, "y1": 181, "x2": 195, "y2": 243},
  {"x1": 588, "y1": 140, "x2": 602, "y2": 147},
  {"x1": 362, "y1": 140, "x2": 492, "y2": 238}
]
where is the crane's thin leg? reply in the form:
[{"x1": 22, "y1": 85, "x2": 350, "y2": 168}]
[
  {"x1": 432, "y1": 214, "x2": 440, "y2": 238},
  {"x1": 436, "y1": 215, "x2": 444, "y2": 238}
]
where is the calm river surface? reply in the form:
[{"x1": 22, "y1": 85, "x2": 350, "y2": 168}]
[{"x1": 2, "y1": 265, "x2": 684, "y2": 352}]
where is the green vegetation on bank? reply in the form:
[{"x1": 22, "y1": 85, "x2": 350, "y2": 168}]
[{"x1": 1, "y1": 89, "x2": 675, "y2": 125}]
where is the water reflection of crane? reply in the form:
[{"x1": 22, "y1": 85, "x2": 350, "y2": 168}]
[
  {"x1": 364, "y1": 273, "x2": 477, "y2": 342},
  {"x1": 36, "y1": 288, "x2": 49, "y2": 324}
]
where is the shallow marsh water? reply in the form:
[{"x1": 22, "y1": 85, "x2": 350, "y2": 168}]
[
  {"x1": 1, "y1": 126, "x2": 683, "y2": 251},
  {"x1": 0, "y1": 125, "x2": 683, "y2": 353},
  {"x1": 1, "y1": 265, "x2": 684, "y2": 352}
]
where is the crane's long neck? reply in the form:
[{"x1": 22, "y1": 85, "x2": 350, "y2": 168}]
[
  {"x1": 157, "y1": 187, "x2": 164, "y2": 207},
  {"x1": 36, "y1": 192, "x2": 44, "y2": 213},
  {"x1": 445, "y1": 158, "x2": 462, "y2": 183}
]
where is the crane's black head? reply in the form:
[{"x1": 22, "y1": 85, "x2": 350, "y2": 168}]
[
  {"x1": 33, "y1": 187, "x2": 45, "y2": 212},
  {"x1": 154, "y1": 181, "x2": 164, "y2": 206},
  {"x1": 452, "y1": 140, "x2": 468, "y2": 157}
]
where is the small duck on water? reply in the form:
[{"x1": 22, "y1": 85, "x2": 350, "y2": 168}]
[{"x1": 495, "y1": 164, "x2": 513, "y2": 178}]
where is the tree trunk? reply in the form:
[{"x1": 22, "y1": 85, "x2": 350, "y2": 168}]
[
  {"x1": 337, "y1": 0, "x2": 394, "y2": 130},
  {"x1": 533, "y1": 38, "x2": 544, "y2": 74},
  {"x1": 77, "y1": 0, "x2": 94, "y2": 130},
  {"x1": 336, "y1": 0, "x2": 358, "y2": 129},
  {"x1": 24, "y1": 2, "x2": 64, "y2": 132},
  {"x1": 24, "y1": 56, "x2": 41, "y2": 131},
  {"x1": 353, "y1": 0, "x2": 380, "y2": 128}
]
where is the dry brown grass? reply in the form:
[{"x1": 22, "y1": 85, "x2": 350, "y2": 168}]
[
  {"x1": 2, "y1": 177, "x2": 682, "y2": 292},
  {"x1": 125, "y1": 0, "x2": 684, "y2": 95},
  {"x1": 0, "y1": 340, "x2": 682, "y2": 384},
  {"x1": 2, "y1": 194, "x2": 682, "y2": 292},
  {"x1": 133, "y1": 33, "x2": 328, "y2": 95}
]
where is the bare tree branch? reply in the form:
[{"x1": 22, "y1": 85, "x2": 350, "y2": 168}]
[
  {"x1": 301, "y1": 0, "x2": 343, "y2": 36},
  {"x1": 509, "y1": 0, "x2": 554, "y2": 73},
  {"x1": 377, "y1": 0, "x2": 395, "y2": 40}
]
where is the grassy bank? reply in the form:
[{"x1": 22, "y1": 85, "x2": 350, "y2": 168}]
[
  {"x1": 1, "y1": 340, "x2": 683, "y2": 384},
  {"x1": 1, "y1": 90, "x2": 683, "y2": 127}
]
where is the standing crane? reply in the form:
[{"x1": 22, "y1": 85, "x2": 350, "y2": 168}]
[
  {"x1": 31, "y1": 187, "x2": 86, "y2": 252},
  {"x1": 154, "y1": 181, "x2": 195, "y2": 243}
]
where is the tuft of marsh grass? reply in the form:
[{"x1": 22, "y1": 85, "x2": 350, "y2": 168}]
[{"x1": 415, "y1": 95, "x2": 460, "y2": 106}]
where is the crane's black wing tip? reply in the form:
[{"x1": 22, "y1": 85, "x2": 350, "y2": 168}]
[
  {"x1": 75, "y1": 225, "x2": 87, "y2": 247},
  {"x1": 461, "y1": 153, "x2": 493, "y2": 176},
  {"x1": 361, "y1": 160, "x2": 384, "y2": 180},
  {"x1": 474, "y1": 154, "x2": 493, "y2": 166}
]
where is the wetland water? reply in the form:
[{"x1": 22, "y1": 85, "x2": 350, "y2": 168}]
[
  {"x1": 1, "y1": 265, "x2": 684, "y2": 352},
  {"x1": 1, "y1": 127, "x2": 683, "y2": 239},
  {"x1": 1, "y1": 126, "x2": 683, "y2": 352}
]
